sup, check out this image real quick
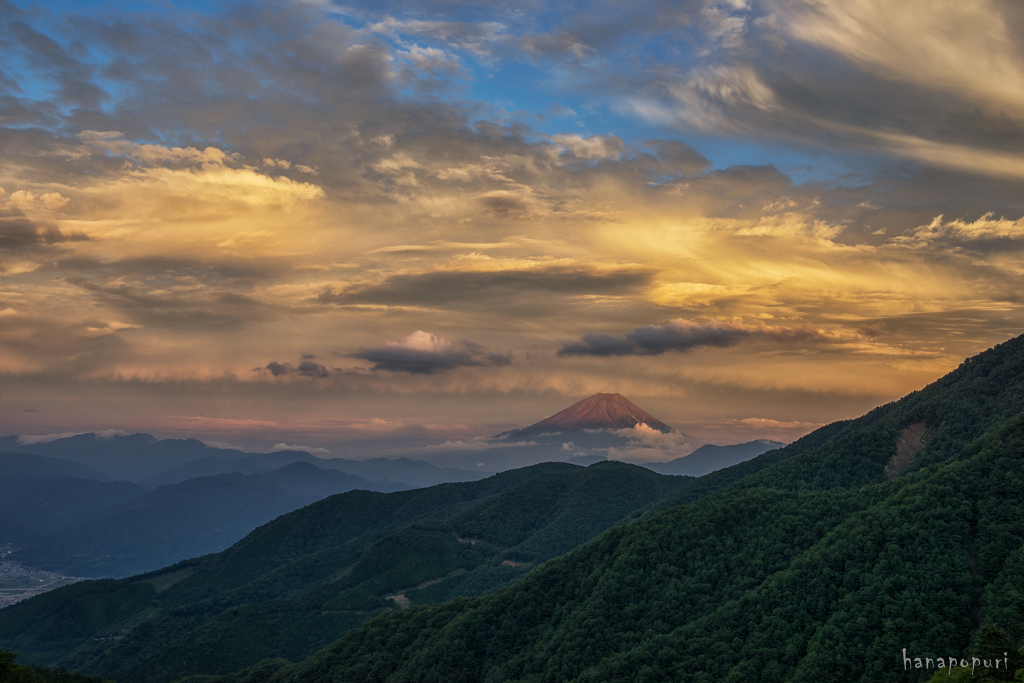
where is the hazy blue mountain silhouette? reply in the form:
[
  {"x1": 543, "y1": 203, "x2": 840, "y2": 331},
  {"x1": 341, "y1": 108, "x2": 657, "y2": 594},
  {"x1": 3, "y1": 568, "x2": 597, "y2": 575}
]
[
  {"x1": 642, "y1": 439, "x2": 786, "y2": 477},
  {"x1": 11, "y1": 461, "x2": 410, "y2": 578},
  {"x1": 3, "y1": 432, "x2": 487, "y2": 488}
]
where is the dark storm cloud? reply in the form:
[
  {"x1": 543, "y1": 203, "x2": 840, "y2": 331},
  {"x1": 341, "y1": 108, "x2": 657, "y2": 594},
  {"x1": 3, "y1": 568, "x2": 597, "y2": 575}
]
[
  {"x1": 0, "y1": 1, "x2": 399, "y2": 189},
  {"x1": 0, "y1": 0, "x2": 712, "y2": 204},
  {"x1": 355, "y1": 0, "x2": 1024, "y2": 184},
  {"x1": 1, "y1": 11, "x2": 106, "y2": 110},
  {"x1": 67, "y1": 278, "x2": 268, "y2": 331},
  {"x1": 262, "y1": 360, "x2": 330, "y2": 378},
  {"x1": 6, "y1": 0, "x2": 1024, "y2": 190},
  {"x1": 0, "y1": 209, "x2": 88, "y2": 250},
  {"x1": 847, "y1": 309, "x2": 1024, "y2": 345},
  {"x1": 297, "y1": 360, "x2": 330, "y2": 377},
  {"x1": 478, "y1": 194, "x2": 526, "y2": 215},
  {"x1": 604, "y1": 0, "x2": 1024, "y2": 179},
  {"x1": 316, "y1": 268, "x2": 652, "y2": 309},
  {"x1": 0, "y1": 127, "x2": 128, "y2": 183},
  {"x1": 351, "y1": 331, "x2": 513, "y2": 374},
  {"x1": 265, "y1": 361, "x2": 291, "y2": 376},
  {"x1": 558, "y1": 319, "x2": 823, "y2": 357},
  {"x1": 644, "y1": 139, "x2": 712, "y2": 176},
  {"x1": 0, "y1": 312, "x2": 136, "y2": 377},
  {"x1": 43, "y1": 255, "x2": 275, "y2": 284}
]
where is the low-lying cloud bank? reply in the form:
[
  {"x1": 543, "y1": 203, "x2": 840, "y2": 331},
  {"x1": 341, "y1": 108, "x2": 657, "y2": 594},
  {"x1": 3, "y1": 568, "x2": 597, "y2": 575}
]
[
  {"x1": 558, "y1": 319, "x2": 824, "y2": 357},
  {"x1": 352, "y1": 331, "x2": 513, "y2": 374}
]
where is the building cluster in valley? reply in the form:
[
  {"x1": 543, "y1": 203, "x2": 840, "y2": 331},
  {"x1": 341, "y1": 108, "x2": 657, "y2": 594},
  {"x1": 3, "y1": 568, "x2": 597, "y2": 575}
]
[{"x1": 0, "y1": 545, "x2": 84, "y2": 609}]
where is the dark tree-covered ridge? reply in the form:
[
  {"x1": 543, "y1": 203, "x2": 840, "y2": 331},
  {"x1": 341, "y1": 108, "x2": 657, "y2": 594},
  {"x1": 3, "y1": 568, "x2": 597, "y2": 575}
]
[
  {"x1": 0, "y1": 462, "x2": 688, "y2": 682},
  {"x1": 183, "y1": 333, "x2": 1024, "y2": 683}
]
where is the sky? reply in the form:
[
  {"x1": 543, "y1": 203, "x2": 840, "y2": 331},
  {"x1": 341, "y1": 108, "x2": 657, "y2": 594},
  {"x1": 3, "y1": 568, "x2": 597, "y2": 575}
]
[{"x1": 2, "y1": 0, "x2": 1024, "y2": 459}]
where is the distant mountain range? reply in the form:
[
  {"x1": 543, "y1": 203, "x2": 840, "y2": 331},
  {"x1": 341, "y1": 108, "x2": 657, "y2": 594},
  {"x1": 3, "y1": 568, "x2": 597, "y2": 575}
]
[
  {"x1": 0, "y1": 435, "x2": 499, "y2": 575},
  {"x1": 564, "y1": 440, "x2": 785, "y2": 475},
  {"x1": 642, "y1": 439, "x2": 786, "y2": 477},
  {"x1": 0, "y1": 433, "x2": 248, "y2": 482},
  {"x1": 0, "y1": 453, "x2": 144, "y2": 546},
  {"x1": 0, "y1": 434, "x2": 485, "y2": 487},
  {"x1": 490, "y1": 392, "x2": 782, "y2": 474},
  {"x1": 427, "y1": 392, "x2": 781, "y2": 472},
  {"x1": 138, "y1": 451, "x2": 486, "y2": 489},
  {"x1": 8, "y1": 462, "x2": 411, "y2": 578},
  {"x1": 0, "y1": 461, "x2": 691, "y2": 681},
  {"x1": 0, "y1": 396, "x2": 787, "y2": 580},
  {"x1": 6, "y1": 333, "x2": 1024, "y2": 682},
  {"x1": 0, "y1": 452, "x2": 415, "y2": 578},
  {"x1": 3, "y1": 396, "x2": 786, "y2": 484}
]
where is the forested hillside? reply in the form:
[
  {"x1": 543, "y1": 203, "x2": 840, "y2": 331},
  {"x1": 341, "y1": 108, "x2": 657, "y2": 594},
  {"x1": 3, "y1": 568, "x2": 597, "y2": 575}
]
[
  {"x1": 6, "y1": 335, "x2": 1024, "y2": 683},
  {"x1": 1, "y1": 648, "x2": 112, "y2": 683},
  {"x1": 0, "y1": 462, "x2": 686, "y2": 682},
  {"x1": 174, "y1": 334, "x2": 1024, "y2": 683}
]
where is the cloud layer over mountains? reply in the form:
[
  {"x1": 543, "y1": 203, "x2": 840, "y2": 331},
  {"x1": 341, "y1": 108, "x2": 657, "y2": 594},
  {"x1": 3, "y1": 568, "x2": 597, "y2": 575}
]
[{"x1": 2, "y1": 0, "x2": 1023, "y2": 446}]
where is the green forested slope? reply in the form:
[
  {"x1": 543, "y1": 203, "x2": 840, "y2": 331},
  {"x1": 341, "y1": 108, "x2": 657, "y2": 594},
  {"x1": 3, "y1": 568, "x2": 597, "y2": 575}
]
[
  {"x1": 183, "y1": 334, "x2": 1024, "y2": 683},
  {"x1": 639, "y1": 332, "x2": 1024, "y2": 519},
  {"x1": 1, "y1": 648, "x2": 112, "y2": 683},
  {"x1": 0, "y1": 462, "x2": 686, "y2": 682},
  {"x1": 9, "y1": 335, "x2": 1024, "y2": 683},
  {"x1": 200, "y1": 410, "x2": 1024, "y2": 683}
]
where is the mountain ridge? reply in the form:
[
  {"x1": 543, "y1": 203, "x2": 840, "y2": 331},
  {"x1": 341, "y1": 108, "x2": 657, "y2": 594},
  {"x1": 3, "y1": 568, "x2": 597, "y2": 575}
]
[
  {"x1": 9, "y1": 335, "x2": 1024, "y2": 682},
  {"x1": 0, "y1": 462, "x2": 690, "y2": 681},
  {"x1": 8, "y1": 463, "x2": 411, "y2": 578},
  {"x1": 161, "y1": 332, "x2": 1024, "y2": 683},
  {"x1": 2, "y1": 433, "x2": 487, "y2": 488},
  {"x1": 642, "y1": 439, "x2": 787, "y2": 477}
]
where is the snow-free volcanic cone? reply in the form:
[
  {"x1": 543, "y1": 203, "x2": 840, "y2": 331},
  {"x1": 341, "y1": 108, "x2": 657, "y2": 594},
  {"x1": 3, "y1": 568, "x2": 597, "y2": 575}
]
[{"x1": 499, "y1": 393, "x2": 674, "y2": 439}]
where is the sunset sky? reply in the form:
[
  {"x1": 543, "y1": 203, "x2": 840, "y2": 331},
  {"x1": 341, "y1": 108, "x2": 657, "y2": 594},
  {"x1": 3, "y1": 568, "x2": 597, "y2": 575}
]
[{"x1": 2, "y1": 0, "x2": 1023, "y2": 457}]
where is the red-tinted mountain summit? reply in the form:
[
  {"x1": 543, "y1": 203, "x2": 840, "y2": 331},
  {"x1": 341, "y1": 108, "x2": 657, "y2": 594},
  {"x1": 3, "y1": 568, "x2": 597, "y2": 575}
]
[{"x1": 499, "y1": 393, "x2": 675, "y2": 439}]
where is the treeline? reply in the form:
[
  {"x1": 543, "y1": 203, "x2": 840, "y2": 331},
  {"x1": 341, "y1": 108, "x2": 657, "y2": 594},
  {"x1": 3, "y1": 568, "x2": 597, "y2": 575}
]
[
  {"x1": 197, "y1": 411, "x2": 1024, "y2": 683},
  {"x1": 7, "y1": 334, "x2": 1024, "y2": 682},
  {"x1": 0, "y1": 462, "x2": 686, "y2": 682},
  {"x1": 0, "y1": 649, "x2": 111, "y2": 683},
  {"x1": 186, "y1": 335, "x2": 1024, "y2": 683}
]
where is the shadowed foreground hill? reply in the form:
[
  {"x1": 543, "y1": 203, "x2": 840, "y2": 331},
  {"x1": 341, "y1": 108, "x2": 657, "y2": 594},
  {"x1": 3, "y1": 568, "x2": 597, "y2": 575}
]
[
  {"x1": 184, "y1": 333, "x2": 1024, "y2": 683},
  {"x1": 0, "y1": 648, "x2": 113, "y2": 683},
  {"x1": 0, "y1": 462, "x2": 687, "y2": 682}
]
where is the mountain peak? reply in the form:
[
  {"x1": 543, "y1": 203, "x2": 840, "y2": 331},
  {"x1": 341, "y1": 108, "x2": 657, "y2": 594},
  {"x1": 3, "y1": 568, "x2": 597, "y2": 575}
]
[{"x1": 501, "y1": 393, "x2": 674, "y2": 438}]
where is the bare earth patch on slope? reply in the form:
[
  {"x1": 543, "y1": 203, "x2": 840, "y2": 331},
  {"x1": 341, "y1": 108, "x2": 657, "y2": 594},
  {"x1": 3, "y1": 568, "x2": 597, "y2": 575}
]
[
  {"x1": 886, "y1": 422, "x2": 928, "y2": 478},
  {"x1": 385, "y1": 570, "x2": 467, "y2": 609}
]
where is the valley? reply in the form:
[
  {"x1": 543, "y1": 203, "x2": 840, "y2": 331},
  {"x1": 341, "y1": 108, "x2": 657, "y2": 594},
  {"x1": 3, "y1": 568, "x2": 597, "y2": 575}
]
[
  {"x1": 4, "y1": 2, "x2": 1022, "y2": 679},
  {"x1": 3, "y1": 338, "x2": 1024, "y2": 682},
  {"x1": 0, "y1": 546, "x2": 85, "y2": 610}
]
